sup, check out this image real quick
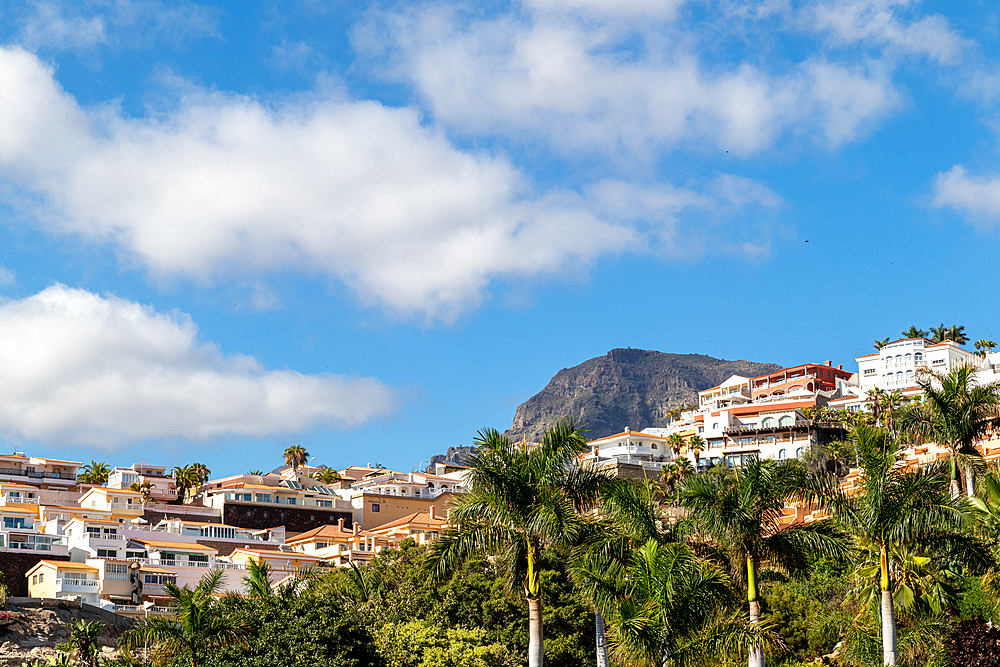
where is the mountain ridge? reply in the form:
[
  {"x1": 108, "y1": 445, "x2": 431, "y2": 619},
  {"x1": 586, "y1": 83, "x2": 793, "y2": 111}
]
[{"x1": 502, "y1": 348, "x2": 783, "y2": 443}]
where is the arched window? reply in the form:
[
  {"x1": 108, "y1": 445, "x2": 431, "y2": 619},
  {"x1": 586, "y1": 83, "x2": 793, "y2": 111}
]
[
  {"x1": 905, "y1": 353, "x2": 912, "y2": 363},
  {"x1": 778, "y1": 415, "x2": 794, "y2": 427},
  {"x1": 905, "y1": 370, "x2": 913, "y2": 380},
  {"x1": 651, "y1": 443, "x2": 657, "y2": 450},
  {"x1": 796, "y1": 447, "x2": 804, "y2": 458},
  {"x1": 915, "y1": 352, "x2": 923, "y2": 362},
  {"x1": 762, "y1": 417, "x2": 776, "y2": 428},
  {"x1": 778, "y1": 449, "x2": 787, "y2": 459}
]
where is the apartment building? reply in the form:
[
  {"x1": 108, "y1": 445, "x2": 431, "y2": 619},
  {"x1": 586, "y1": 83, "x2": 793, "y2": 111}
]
[
  {"x1": 285, "y1": 519, "x2": 386, "y2": 567},
  {"x1": 78, "y1": 488, "x2": 145, "y2": 521},
  {"x1": 368, "y1": 508, "x2": 448, "y2": 546},
  {"x1": 0, "y1": 454, "x2": 80, "y2": 489},
  {"x1": 856, "y1": 338, "x2": 976, "y2": 392},
  {"x1": 107, "y1": 464, "x2": 177, "y2": 501},
  {"x1": 342, "y1": 470, "x2": 464, "y2": 529},
  {"x1": 27, "y1": 561, "x2": 101, "y2": 605}
]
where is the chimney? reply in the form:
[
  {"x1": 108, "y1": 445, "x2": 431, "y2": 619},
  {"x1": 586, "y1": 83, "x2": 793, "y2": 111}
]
[
  {"x1": 825, "y1": 360, "x2": 832, "y2": 366},
  {"x1": 337, "y1": 518, "x2": 344, "y2": 531},
  {"x1": 624, "y1": 427, "x2": 630, "y2": 434},
  {"x1": 429, "y1": 506, "x2": 436, "y2": 520},
  {"x1": 353, "y1": 522, "x2": 360, "y2": 536},
  {"x1": 837, "y1": 364, "x2": 843, "y2": 370}
]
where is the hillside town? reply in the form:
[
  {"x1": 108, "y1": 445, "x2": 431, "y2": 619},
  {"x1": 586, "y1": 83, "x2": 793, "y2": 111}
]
[{"x1": 2, "y1": 325, "x2": 996, "y2": 632}]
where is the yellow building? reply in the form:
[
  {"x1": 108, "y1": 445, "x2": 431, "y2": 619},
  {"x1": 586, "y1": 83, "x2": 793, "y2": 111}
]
[
  {"x1": 78, "y1": 488, "x2": 144, "y2": 520},
  {"x1": 285, "y1": 520, "x2": 386, "y2": 567},
  {"x1": 26, "y1": 560, "x2": 100, "y2": 605}
]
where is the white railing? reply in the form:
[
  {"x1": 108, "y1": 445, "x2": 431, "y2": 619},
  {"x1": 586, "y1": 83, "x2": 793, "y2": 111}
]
[
  {"x1": 114, "y1": 604, "x2": 173, "y2": 614},
  {"x1": 56, "y1": 579, "x2": 99, "y2": 591},
  {"x1": 125, "y1": 557, "x2": 247, "y2": 571}
]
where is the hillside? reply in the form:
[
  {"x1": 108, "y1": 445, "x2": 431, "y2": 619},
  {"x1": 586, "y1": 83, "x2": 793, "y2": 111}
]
[{"x1": 503, "y1": 348, "x2": 782, "y2": 443}]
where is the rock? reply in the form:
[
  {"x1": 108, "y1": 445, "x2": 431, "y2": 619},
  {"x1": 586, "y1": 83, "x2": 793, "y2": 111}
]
[{"x1": 503, "y1": 349, "x2": 783, "y2": 442}]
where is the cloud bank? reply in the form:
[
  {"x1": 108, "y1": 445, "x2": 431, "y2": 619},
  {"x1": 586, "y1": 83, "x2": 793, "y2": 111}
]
[{"x1": 0, "y1": 285, "x2": 398, "y2": 448}]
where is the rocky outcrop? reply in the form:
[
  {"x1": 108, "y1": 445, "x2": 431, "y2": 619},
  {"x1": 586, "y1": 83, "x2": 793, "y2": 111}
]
[{"x1": 504, "y1": 348, "x2": 782, "y2": 442}]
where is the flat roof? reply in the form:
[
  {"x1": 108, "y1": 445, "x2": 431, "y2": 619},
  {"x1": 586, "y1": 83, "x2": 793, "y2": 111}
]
[{"x1": 131, "y1": 539, "x2": 218, "y2": 553}]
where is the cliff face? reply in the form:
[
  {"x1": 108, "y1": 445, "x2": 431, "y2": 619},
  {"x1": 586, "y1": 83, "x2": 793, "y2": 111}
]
[{"x1": 503, "y1": 348, "x2": 782, "y2": 442}]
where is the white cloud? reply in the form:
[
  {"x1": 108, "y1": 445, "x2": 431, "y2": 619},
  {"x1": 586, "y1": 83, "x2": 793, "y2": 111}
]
[
  {"x1": 807, "y1": 0, "x2": 969, "y2": 65},
  {"x1": 18, "y1": 0, "x2": 218, "y2": 51},
  {"x1": 931, "y1": 165, "x2": 1000, "y2": 222},
  {"x1": 0, "y1": 266, "x2": 13, "y2": 286},
  {"x1": 0, "y1": 46, "x2": 774, "y2": 320},
  {"x1": 0, "y1": 284, "x2": 399, "y2": 448},
  {"x1": 361, "y1": 3, "x2": 902, "y2": 156}
]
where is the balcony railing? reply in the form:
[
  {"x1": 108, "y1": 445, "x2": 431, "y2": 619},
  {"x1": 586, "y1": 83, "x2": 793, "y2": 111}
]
[
  {"x1": 125, "y1": 557, "x2": 247, "y2": 571},
  {"x1": 0, "y1": 468, "x2": 76, "y2": 481},
  {"x1": 114, "y1": 604, "x2": 173, "y2": 615},
  {"x1": 56, "y1": 579, "x2": 99, "y2": 592}
]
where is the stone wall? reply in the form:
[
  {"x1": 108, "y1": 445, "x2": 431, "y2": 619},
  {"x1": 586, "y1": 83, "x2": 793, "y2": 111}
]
[
  {"x1": 221, "y1": 503, "x2": 352, "y2": 534},
  {"x1": 0, "y1": 553, "x2": 70, "y2": 597}
]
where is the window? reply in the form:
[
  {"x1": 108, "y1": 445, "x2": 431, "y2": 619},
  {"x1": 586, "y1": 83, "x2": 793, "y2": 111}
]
[
  {"x1": 188, "y1": 554, "x2": 209, "y2": 563},
  {"x1": 316, "y1": 542, "x2": 328, "y2": 549},
  {"x1": 651, "y1": 444, "x2": 657, "y2": 450},
  {"x1": 126, "y1": 550, "x2": 146, "y2": 560},
  {"x1": 3, "y1": 517, "x2": 25, "y2": 529},
  {"x1": 86, "y1": 527, "x2": 101, "y2": 535},
  {"x1": 778, "y1": 449, "x2": 787, "y2": 459},
  {"x1": 778, "y1": 416, "x2": 793, "y2": 427},
  {"x1": 38, "y1": 573, "x2": 43, "y2": 583},
  {"x1": 287, "y1": 498, "x2": 296, "y2": 505},
  {"x1": 32, "y1": 575, "x2": 36, "y2": 585},
  {"x1": 316, "y1": 499, "x2": 332, "y2": 507},
  {"x1": 761, "y1": 417, "x2": 776, "y2": 428},
  {"x1": 97, "y1": 549, "x2": 116, "y2": 558},
  {"x1": 103, "y1": 528, "x2": 117, "y2": 535},
  {"x1": 255, "y1": 494, "x2": 271, "y2": 503},
  {"x1": 371, "y1": 503, "x2": 380, "y2": 512},
  {"x1": 712, "y1": 423, "x2": 719, "y2": 430},
  {"x1": 796, "y1": 448, "x2": 804, "y2": 458},
  {"x1": 697, "y1": 426, "x2": 704, "y2": 433}
]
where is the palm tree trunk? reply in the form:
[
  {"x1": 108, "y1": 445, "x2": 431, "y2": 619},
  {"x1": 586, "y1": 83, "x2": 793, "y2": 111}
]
[
  {"x1": 595, "y1": 610, "x2": 609, "y2": 667},
  {"x1": 528, "y1": 595, "x2": 544, "y2": 667},
  {"x1": 880, "y1": 546, "x2": 897, "y2": 666},
  {"x1": 950, "y1": 457, "x2": 961, "y2": 499},
  {"x1": 965, "y1": 466, "x2": 976, "y2": 498},
  {"x1": 747, "y1": 556, "x2": 765, "y2": 667}
]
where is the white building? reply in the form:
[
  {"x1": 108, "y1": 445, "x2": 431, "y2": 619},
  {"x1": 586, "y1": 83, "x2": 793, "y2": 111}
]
[{"x1": 856, "y1": 338, "x2": 976, "y2": 392}]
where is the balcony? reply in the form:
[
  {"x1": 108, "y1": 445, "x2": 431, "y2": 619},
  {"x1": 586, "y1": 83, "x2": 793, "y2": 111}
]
[
  {"x1": 55, "y1": 578, "x2": 99, "y2": 593},
  {"x1": 0, "y1": 468, "x2": 76, "y2": 481}
]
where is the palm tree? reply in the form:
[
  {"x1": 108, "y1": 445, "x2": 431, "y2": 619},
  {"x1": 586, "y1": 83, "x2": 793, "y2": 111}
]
[
  {"x1": 189, "y1": 463, "x2": 211, "y2": 485},
  {"x1": 78, "y1": 461, "x2": 111, "y2": 485},
  {"x1": 427, "y1": 420, "x2": 607, "y2": 667},
  {"x1": 127, "y1": 569, "x2": 246, "y2": 667},
  {"x1": 666, "y1": 433, "x2": 685, "y2": 460},
  {"x1": 283, "y1": 445, "x2": 309, "y2": 473},
  {"x1": 687, "y1": 435, "x2": 705, "y2": 469},
  {"x1": 899, "y1": 365, "x2": 1000, "y2": 497},
  {"x1": 975, "y1": 339, "x2": 998, "y2": 358},
  {"x1": 828, "y1": 425, "x2": 968, "y2": 666},
  {"x1": 130, "y1": 481, "x2": 154, "y2": 504},
  {"x1": 172, "y1": 465, "x2": 196, "y2": 503},
  {"x1": 901, "y1": 326, "x2": 928, "y2": 339},
  {"x1": 929, "y1": 324, "x2": 948, "y2": 344},
  {"x1": 247, "y1": 469, "x2": 264, "y2": 476},
  {"x1": 69, "y1": 619, "x2": 103, "y2": 667},
  {"x1": 680, "y1": 458, "x2": 845, "y2": 667},
  {"x1": 873, "y1": 337, "x2": 890, "y2": 351},
  {"x1": 312, "y1": 467, "x2": 341, "y2": 485},
  {"x1": 947, "y1": 325, "x2": 969, "y2": 345},
  {"x1": 243, "y1": 558, "x2": 273, "y2": 598}
]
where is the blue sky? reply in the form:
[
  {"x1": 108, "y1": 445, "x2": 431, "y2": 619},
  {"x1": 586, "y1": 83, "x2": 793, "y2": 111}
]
[{"x1": 0, "y1": 0, "x2": 999, "y2": 476}]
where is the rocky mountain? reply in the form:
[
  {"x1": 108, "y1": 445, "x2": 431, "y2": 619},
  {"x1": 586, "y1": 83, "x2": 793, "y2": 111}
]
[{"x1": 503, "y1": 348, "x2": 782, "y2": 443}]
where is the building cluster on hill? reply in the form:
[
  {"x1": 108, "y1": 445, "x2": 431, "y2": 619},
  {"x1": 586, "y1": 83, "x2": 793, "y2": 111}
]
[
  {"x1": 579, "y1": 335, "x2": 1000, "y2": 475},
  {"x1": 0, "y1": 458, "x2": 465, "y2": 616},
  {"x1": 6, "y1": 329, "x2": 999, "y2": 619}
]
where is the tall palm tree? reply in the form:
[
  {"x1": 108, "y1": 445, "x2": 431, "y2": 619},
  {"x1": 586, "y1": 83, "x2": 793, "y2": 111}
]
[
  {"x1": 78, "y1": 461, "x2": 111, "y2": 485},
  {"x1": 874, "y1": 338, "x2": 890, "y2": 351},
  {"x1": 687, "y1": 435, "x2": 705, "y2": 469},
  {"x1": 427, "y1": 420, "x2": 607, "y2": 667},
  {"x1": 283, "y1": 445, "x2": 309, "y2": 473},
  {"x1": 929, "y1": 324, "x2": 948, "y2": 344},
  {"x1": 899, "y1": 365, "x2": 1000, "y2": 497},
  {"x1": 172, "y1": 465, "x2": 197, "y2": 503},
  {"x1": 680, "y1": 458, "x2": 845, "y2": 667},
  {"x1": 127, "y1": 569, "x2": 246, "y2": 667},
  {"x1": 901, "y1": 326, "x2": 928, "y2": 339},
  {"x1": 666, "y1": 433, "x2": 685, "y2": 460},
  {"x1": 828, "y1": 425, "x2": 969, "y2": 667},
  {"x1": 189, "y1": 463, "x2": 211, "y2": 485},
  {"x1": 975, "y1": 339, "x2": 998, "y2": 358}
]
